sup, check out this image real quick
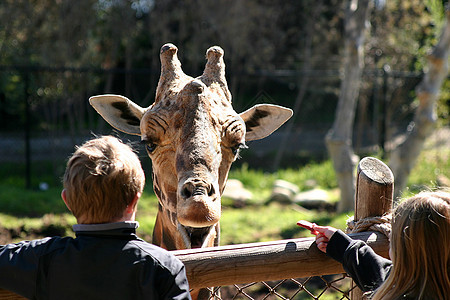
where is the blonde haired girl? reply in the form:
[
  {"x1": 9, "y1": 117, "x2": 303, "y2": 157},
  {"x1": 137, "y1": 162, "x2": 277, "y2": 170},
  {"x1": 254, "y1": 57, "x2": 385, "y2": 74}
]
[
  {"x1": 301, "y1": 191, "x2": 450, "y2": 299},
  {"x1": 373, "y1": 191, "x2": 450, "y2": 299}
]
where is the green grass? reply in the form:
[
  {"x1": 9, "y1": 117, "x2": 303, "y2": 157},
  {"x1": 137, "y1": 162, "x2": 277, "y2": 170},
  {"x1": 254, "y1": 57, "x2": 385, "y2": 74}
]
[
  {"x1": 226, "y1": 160, "x2": 338, "y2": 205},
  {"x1": 405, "y1": 148, "x2": 450, "y2": 193},
  {"x1": 219, "y1": 203, "x2": 349, "y2": 245},
  {"x1": 0, "y1": 144, "x2": 448, "y2": 244},
  {"x1": 0, "y1": 185, "x2": 67, "y2": 217}
]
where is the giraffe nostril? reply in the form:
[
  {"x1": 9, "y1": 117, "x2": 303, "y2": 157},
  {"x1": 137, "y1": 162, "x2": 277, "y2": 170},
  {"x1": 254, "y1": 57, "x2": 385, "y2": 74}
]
[
  {"x1": 180, "y1": 180, "x2": 216, "y2": 199},
  {"x1": 192, "y1": 187, "x2": 207, "y2": 197},
  {"x1": 208, "y1": 185, "x2": 215, "y2": 197},
  {"x1": 181, "y1": 185, "x2": 192, "y2": 199}
]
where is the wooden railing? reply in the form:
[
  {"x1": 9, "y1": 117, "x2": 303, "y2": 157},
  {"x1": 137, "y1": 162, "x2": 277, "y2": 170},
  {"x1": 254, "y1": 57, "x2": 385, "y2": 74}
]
[{"x1": 174, "y1": 231, "x2": 389, "y2": 290}]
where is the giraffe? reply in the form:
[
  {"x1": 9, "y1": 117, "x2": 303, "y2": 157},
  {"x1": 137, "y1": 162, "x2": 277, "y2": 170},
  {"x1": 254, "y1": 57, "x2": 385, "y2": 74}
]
[{"x1": 89, "y1": 44, "x2": 292, "y2": 252}]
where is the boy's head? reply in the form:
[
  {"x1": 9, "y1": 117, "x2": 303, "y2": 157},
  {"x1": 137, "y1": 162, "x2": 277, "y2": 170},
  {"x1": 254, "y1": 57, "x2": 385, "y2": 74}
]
[{"x1": 63, "y1": 136, "x2": 145, "y2": 224}]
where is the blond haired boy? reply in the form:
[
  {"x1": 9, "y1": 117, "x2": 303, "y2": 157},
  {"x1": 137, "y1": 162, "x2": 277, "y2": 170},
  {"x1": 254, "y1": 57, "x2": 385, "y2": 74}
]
[{"x1": 0, "y1": 136, "x2": 191, "y2": 300}]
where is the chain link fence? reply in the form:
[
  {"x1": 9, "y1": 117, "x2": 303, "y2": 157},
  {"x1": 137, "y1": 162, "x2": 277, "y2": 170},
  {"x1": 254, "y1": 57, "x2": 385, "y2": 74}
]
[{"x1": 210, "y1": 274, "x2": 354, "y2": 300}]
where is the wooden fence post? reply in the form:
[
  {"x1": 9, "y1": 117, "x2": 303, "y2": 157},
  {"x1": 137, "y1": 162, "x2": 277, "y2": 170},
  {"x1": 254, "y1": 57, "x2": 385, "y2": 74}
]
[{"x1": 350, "y1": 157, "x2": 394, "y2": 299}]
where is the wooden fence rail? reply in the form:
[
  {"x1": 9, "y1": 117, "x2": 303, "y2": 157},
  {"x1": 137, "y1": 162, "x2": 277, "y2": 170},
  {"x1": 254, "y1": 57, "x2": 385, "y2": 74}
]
[
  {"x1": 174, "y1": 231, "x2": 389, "y2": 290},
  {"x1": 0, "y1": 157, "x2": 393, "y2": 299}
]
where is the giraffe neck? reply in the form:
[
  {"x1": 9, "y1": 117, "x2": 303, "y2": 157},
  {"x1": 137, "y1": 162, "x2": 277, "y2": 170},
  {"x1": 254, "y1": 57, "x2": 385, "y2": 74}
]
[
  {"x1": 152, "y1": 203, "x2": 180, "y2": 250},
  {"x1": 161, "y1": 202, "x2": 177, "y2": 227}
]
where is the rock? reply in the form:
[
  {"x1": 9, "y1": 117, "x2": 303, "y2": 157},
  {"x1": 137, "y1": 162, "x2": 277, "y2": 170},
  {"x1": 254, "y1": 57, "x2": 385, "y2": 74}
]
[
  {"x1": 222, "y1": 179, "x2": 253, "y2": 207},
  {"x1": 304, "y1": 179, "x2": 318, "y2": 189},
  {"x1": 294, "y1": 188, "x2": 335, "y2": 210},
  {"x1": 269, "y1": 179, "x2": 299, "y2": 204}
]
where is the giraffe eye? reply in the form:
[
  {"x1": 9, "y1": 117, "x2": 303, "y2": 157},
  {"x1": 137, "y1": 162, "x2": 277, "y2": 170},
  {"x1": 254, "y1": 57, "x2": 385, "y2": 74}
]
[
  {"x1": 231, "y1": 143, "x2": 248, "y2": 156},
  {"x1": 141, "y1": 140, "x2": 157, "y2": 154},
  {"x1": 146, "y1": 143, "x2": 157, "y2": 153}
]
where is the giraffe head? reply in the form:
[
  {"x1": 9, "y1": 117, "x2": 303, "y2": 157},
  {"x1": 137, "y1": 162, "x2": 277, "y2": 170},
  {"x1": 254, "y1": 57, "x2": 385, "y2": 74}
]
[{"x1": 89, "y1": 44, "x2": 292, "y2": 250}]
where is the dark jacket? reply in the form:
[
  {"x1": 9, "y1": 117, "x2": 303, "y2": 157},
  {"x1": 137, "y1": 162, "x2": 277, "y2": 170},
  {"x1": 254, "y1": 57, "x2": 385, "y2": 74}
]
[
  {"x1": 0, "y1": 222, "x2": 192, "y2": 300},
  {"x1": 326, "y1": 230, "x2": 392, "y2": 293}
]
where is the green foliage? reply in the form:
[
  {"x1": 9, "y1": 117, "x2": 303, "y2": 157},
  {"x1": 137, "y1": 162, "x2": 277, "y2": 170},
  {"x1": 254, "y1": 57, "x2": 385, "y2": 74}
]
[
  {"x1": 135, "y1": 189, "x2": 159, "y2": 240},
  {"x1": 425, "y1": 0, "x2": 446, "y2": 35},
  {"x1": 229, "y1": 160, "x2": 337, "y2": 204},
  {"x1": 220, "y1": 204, "x2": 307, "y2": 245},
  {"x1": 136, "y1": 188, "x2": 159, "y2": 212},
  {"x1": 424, "y1": 0, "x2": 449, "y2": 128},
  {"x1": 405, "y1": 147, "x2": 450, "y2": 194},
  {"x1": 1, "y1": 0, "x2": 449, "y2": 137},
  {"x1": 0, "y1": 161, "x2": 65, "y2": 215},
  {"x1": 275, "y1": 160, "x2": 337, "y2": 190},
  {"x1": 219, "y1": 203, "x2": 348, "y2": 245},
  {"x1": 437, "y1": 79, "x2": 450, "y2": 127},
  {"x1": 0, "y1": 184, "x2": 67, "y2": 217},
  {"x1": 0, "y1": 213, "x2": 76, "y2": 243}
]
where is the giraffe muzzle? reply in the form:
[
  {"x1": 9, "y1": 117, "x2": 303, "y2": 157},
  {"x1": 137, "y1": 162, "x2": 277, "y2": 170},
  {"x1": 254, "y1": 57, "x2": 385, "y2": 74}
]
[
  {"x1": 177, "y1": 194, "x2": 221, "y2": 227},
  {"x1": 177, "y1": 178, "x2": 221, "y2": 228}
]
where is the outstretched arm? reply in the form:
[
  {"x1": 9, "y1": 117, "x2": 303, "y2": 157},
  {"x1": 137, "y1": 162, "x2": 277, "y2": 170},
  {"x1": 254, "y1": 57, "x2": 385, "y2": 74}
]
[{"x1": 297, "y1": 220, "x2": 392, "y2": 292}]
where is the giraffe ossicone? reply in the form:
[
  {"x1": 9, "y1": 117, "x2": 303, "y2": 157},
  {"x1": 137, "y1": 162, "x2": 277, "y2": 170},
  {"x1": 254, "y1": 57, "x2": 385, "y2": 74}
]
[{"x1": 89, "y1": 43, "x2": 293, "y2": 251}]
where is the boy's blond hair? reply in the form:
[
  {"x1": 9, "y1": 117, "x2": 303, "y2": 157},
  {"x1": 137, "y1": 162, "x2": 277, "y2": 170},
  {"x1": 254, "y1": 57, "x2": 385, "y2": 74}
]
[
  {"x1": 63, "y1": 136, "x2": 145, "y2": 224},
  {"x1": 373, "y1": 191, "x2": 450, "y2": 300}
]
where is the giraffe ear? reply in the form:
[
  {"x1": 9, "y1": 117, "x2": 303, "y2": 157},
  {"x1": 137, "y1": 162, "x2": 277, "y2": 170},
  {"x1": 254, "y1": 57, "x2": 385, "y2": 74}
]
[
  {"x1": 240, "y1": 104, "x2": 293, "y2": 141},
  {"x1": 89, "y1": 94, "x2": 145, "y2": 136}
]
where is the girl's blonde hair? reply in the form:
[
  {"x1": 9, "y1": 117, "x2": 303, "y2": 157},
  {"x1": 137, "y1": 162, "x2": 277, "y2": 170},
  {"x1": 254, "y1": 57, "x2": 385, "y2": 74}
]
[
  {"x1": 63, "y1": 136, "x2": 145, "y2": 223},
  {"x1": 372, "y1": 191, "x2": 450, "y2": 300}
]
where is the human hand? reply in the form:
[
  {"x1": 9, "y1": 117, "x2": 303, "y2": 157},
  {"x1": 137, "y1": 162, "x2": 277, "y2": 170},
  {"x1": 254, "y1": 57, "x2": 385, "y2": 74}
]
[
  {"x1": 312, "y1": 225, "x2": 338, "y2": 253},
  {"x1": 296, "y1": 220, "x2": 338, "y2": 253},
  {"x1": 296, "y1": 220, "x2": 319, "y2": 235}
]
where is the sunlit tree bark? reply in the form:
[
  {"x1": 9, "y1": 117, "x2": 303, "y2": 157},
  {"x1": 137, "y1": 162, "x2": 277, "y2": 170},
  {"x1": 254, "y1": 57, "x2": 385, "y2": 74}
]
[
  {"x1": 325, "y1": 0, "x2": 371, "y2": 212},
  {"x1": 389, "y1": 7, "x2": 450, "y2": 199}
]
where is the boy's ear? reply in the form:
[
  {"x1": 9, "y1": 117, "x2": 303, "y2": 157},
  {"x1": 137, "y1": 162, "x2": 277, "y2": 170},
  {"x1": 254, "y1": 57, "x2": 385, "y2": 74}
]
[
  {"x1": 61, "y1": 189, "x2": 72, "y2": 212},
  {"x1": 126, "y1": 192, "x2": 141, "y2": 214}
]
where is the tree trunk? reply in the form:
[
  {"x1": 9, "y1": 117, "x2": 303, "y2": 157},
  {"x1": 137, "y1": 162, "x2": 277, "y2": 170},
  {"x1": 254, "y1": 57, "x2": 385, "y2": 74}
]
[
  {"x1": 325, "y1": 0, "x2": 371, "y2": 212},
  {"x1": 389, "y1": 7, "x2": 450, "y2": 200}
]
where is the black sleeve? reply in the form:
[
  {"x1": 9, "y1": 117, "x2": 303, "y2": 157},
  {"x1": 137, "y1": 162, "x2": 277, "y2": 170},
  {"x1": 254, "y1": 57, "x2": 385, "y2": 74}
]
[
  {"x1": 0, "y1": 238, "x2": 52, "y2": 298},
  {"x1": 326, "y1": 230, "x2": 392, "y2": 292},
  {"x1": 161, "y1": 263, "x2": 192, "y2": 300},
  {"x1": 145, "y1": 253, "x2": 192, "y2": 300}
]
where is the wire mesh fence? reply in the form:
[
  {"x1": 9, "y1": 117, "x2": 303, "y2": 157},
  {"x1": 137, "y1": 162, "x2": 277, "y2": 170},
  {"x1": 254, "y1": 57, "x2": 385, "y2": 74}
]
[{"x1": 203, "y1": 274, "x2": 354, "y2": 300}]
